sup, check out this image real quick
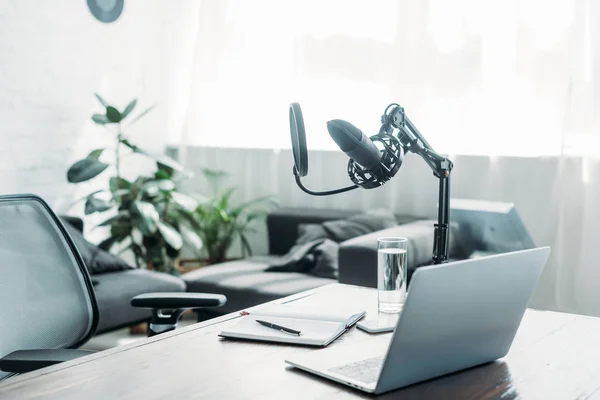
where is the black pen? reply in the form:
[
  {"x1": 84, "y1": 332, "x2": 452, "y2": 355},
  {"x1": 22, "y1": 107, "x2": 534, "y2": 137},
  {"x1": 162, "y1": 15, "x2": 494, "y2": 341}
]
[{"x1": 256, "y1": 319, "x2": 302, "y2": 336}]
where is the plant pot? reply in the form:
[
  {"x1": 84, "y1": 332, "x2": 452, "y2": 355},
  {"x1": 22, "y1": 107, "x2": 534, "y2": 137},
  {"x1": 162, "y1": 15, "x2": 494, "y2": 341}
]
[{"x1": 175, "y1": 257, "x2": 240, "y2": 274}]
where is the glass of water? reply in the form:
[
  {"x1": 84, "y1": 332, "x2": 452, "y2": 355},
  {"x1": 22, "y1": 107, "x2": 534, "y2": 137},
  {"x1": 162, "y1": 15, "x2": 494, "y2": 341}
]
[{"x1": 377, "y1": 237, "x2": 408, "y2": 313}]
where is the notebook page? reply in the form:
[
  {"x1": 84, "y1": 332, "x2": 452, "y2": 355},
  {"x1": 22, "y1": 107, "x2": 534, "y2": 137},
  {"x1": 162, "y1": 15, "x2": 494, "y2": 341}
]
[
  {"x1": 250, "y1": 303, "x2": 365, "y2": 324},
  {"x1": 219, "y1": 316, "x2": 345, "y2": 346}
]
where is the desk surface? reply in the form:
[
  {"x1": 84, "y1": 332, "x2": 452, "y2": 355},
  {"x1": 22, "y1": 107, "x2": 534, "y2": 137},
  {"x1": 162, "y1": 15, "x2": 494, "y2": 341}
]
[{"x1": 1, "y1": 284, "x2": 600, "y2": 400}]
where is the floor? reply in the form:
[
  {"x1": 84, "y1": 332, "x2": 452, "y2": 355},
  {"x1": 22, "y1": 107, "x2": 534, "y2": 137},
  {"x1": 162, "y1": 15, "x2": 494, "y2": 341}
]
[{"x1": 82, "y1": 316, "x2": 196, "y2": 351}]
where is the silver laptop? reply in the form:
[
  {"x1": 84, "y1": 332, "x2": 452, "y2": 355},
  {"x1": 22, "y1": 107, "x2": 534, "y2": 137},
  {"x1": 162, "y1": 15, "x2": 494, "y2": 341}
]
[{"x1": 285, "y1": 247, "x2": 550, "y2": 394}]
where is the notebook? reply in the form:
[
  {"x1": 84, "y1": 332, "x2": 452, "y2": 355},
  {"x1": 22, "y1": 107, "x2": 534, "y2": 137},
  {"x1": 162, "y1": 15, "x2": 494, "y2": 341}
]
[{"x1": 219, "y1": 304, "x2": 366, "y2": 347}]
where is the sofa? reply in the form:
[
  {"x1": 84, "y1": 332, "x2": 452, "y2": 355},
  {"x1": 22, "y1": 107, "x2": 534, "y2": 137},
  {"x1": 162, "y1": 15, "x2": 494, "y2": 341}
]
[
  {"x1": 66, "y1": 207, "x2": 463, "y2": 332},
  {"x1": 182, "y1": 207, "x2": 430, "y2": 317}
]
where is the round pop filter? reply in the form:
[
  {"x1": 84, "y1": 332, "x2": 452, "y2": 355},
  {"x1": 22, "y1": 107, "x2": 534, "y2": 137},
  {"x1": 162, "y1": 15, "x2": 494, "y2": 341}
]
[
  {"x1": 87, "y1": 0, "x2": 124, "y2": 23},
  {"x1": 289, "y1": 103, "x2": 308, "y2": 177}
]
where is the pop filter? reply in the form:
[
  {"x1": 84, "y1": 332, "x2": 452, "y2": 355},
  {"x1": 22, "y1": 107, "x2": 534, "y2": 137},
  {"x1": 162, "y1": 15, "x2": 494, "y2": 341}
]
[
  {"x1": 289, "y1": 103, "x2": 308, "y2": 177},
  {"x1": 288, "y1": 103, "x2": 358, "y2": 195}
]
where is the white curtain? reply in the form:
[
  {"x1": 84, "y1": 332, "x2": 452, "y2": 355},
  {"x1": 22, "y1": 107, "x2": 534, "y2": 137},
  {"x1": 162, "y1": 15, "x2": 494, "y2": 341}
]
[{"x1": 170, "y1": 0, "x2": 600, "y2": 316}]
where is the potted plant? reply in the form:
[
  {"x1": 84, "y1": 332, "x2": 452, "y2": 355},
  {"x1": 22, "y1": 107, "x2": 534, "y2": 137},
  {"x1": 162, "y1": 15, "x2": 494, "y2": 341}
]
[
  {"x1": 66, "y1": 94, "x2": 202, "y2": 274},
  {"x1": 185, "y1": 169, "x2": 277, "y2": 265}
]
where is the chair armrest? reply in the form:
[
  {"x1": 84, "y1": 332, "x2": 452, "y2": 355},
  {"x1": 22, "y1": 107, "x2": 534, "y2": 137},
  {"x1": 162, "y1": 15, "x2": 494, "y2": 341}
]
[
  {"x1": 131, "y1": 292, "x2": 226, "y2": 309},
  {"x1": 131, "y1": 293, "x2": 227, "y2": 337},
  {"x1": 59, "y1": 215, "x2": 84, "y2": 233},
  {"x1": 0, "y1": 349, "x2": 93, "y2": 373}
]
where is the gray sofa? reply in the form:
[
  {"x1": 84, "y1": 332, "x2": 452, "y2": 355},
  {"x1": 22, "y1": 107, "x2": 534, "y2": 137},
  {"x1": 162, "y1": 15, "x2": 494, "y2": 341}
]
[
  {"x1": 68, "y1": 208, "x2": 461, "y2": 332},
  {"x1": 182, "y1": 208, "x2": 428, "y2": 317}
]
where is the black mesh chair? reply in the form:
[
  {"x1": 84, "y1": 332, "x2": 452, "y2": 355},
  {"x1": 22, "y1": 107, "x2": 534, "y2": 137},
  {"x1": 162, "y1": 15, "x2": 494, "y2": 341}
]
[{"x1": 0, "y1": 195, "x2": 226, "y2": 380}]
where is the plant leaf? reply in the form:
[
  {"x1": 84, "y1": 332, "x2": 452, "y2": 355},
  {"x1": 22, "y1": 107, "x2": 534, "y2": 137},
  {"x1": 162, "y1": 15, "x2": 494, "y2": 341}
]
[
  {"x1": 130, "y1": 201, "x2": 159, "y2": 235},
  {"x1": 155, "y1": 155, "x2": 184, "y2": 173},
  {"x1": 155, "y1": 169, "x2": 171, "y2": 180},
  {"x1": 109, "y1": 176, "x2": 132, "y2": 193},
  {"x1": 95, "y1": 93, "x2": 109, "y2": 107},
  {"x1": 67, "y1": 158, "x2": 109, "y2": 183},
  {"x1": 201, "y1": 168, "x2": 229, "y2": 180},
  {"x1": 180, "y1": 224, "x2": 203, "y2": 251},
  {"x1": 176, "y1": 208, "x2": 201, "y2": 231},
  {"x1": 240, "y1": 233, "x2": 253, "y2": 257},
  {"x1": 87, "y1": 148, "x2": 104, "y2": 159},
  {"x1": 110, "y1": 223, "x2": 132, "y2": 238},
  {"x1": 142, "y1": 179, "x2": 175, "y2": 194},
  {"x1": 231, "y1": 195, "x2": 277, "y2": 215},
  {"x1": 120, "y1": 99, "x2": 137, "y2": 120},
  {"x1": 126, "y1": 104, "x2": 156, "y2": 126},
  {"x1": 95, "y1": 210, "x2": 131, "y2": 228},
  {"x1": 120, "y1": 138, "x2": 146, "y2": 154},
  {"x1": 84, "y1": 195, "x2": 113, "y2": 215},
  {"x1": 171, "y1": 192, "x2": 199, "y2": 212},
  {"x1": 106, "y1": 106, "x2": 121, "y2": 123},
  {"x1": 157, "y1": 221, "x2": 183, "y2": 250},
  {"x1": 92, "y1": 114, "x2": 110, "y2": 125}
]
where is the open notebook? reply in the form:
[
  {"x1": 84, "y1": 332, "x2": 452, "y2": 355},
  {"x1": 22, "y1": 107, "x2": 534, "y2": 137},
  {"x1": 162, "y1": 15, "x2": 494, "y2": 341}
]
[{"x1": 219, "y1": 304, "x2": 366, "y2": 347}]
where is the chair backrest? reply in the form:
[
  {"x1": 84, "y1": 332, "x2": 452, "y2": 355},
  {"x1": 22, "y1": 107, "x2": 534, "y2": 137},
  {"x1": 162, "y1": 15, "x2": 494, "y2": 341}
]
[{"x1": 0, "y1": 195, "x2": 98, "y2": 378}]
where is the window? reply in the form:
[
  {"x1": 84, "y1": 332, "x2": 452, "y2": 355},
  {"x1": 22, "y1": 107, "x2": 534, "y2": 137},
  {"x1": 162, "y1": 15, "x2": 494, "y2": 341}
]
[{"x1": 181, "y1": 0, "x2": 592, "y2": 157}]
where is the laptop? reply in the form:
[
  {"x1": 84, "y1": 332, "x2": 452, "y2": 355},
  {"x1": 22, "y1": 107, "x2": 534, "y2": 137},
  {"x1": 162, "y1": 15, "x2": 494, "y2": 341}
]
[{"x1": 285, "y1": 247, "x2": 550, "y2": 394}]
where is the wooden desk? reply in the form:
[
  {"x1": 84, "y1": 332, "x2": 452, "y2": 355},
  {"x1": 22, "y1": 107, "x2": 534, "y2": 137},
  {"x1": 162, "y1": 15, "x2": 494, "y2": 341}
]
[{"x1": 1, "y1": 284, "x2": 600, "y2": 399}]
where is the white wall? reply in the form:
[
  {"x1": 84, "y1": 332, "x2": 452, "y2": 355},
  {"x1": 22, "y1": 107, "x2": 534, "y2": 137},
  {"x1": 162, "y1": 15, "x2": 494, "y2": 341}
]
[{"x1": 0, "y1": 0, "x2": 194, "y2": 210}]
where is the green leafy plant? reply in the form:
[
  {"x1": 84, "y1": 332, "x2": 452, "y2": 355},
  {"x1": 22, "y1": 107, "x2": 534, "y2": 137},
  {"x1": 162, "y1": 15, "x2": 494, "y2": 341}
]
[
  {"x1": 66, "y1": 94, "x2": 202, "y2": 274},
  {"x1": 188, "y1": 169, "x2": 276, "y2": 265}
]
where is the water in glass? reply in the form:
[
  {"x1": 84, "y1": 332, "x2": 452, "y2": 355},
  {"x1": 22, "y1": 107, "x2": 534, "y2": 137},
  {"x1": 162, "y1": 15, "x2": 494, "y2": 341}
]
[{"x1": 378, "y1": 247, "x2": 407, "y2": 313}]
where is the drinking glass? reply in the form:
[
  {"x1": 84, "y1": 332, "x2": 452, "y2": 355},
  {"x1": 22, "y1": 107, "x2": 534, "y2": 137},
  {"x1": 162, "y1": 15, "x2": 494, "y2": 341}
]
[{"x1": 377, "y1": 237, "x2": 408, "y2": 313}]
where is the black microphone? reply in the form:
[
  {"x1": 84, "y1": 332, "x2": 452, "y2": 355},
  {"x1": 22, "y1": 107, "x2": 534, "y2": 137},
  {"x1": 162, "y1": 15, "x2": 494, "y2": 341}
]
[{"x1": 326, "y1": 119, "x2": 382, "y2": 171}]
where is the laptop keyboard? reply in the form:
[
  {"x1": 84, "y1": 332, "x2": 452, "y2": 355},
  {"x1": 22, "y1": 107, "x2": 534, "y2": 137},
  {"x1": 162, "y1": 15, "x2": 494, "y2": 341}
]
[{"x1": 328, "y1": 356, "x2": 384, "y2": 384}]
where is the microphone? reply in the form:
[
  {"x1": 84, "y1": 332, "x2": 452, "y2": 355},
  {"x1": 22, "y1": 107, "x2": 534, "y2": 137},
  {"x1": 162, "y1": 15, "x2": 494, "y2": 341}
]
[
  {"x1": 326, "y1": 120, "x2": 382, "y2": 171},
  {"x1": 326, "y1": 119, "x2": 404, "y2": 188},
  {"x1": 288, "y1": 102, "x2": 403, "y2": 193}
]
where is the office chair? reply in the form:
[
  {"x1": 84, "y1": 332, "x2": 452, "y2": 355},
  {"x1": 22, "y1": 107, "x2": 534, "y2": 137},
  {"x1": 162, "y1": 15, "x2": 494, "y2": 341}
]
[{"x1": 0, "y1": 194, "x2": 226, "y2": 379}]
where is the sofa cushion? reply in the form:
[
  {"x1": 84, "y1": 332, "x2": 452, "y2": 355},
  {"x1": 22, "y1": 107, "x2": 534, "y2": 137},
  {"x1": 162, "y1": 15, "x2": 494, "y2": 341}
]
[
  {"x1": 93, "y1": 269, "x2": 186, "y2": 333},
  {"x1": 338, "y1": 219, "x2": 462, "y2": 288},
  {"x1": 267, "y1": 208, "x2": 359, "y2": 255},
  {"x1": 62, "y1": 221, "x2": 135, "y2": 275},
  {"x1": 266, "y1": 209, "x2": 398, "y2": 279},
  {"x1": 183, "y1": 256, "x2": 335, "y2": 314}
]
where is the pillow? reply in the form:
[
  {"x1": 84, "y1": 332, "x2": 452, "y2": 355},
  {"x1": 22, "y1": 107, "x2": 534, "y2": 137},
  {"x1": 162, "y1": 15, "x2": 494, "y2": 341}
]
[
  {"x1": 311, "y1": 239, "x2": 339, "y2": 279},
  {"x1": 296, "y1": 223, "x2": 328, "y2": 245},
  {"x1": 297, "y1": 209, "x2": 397, "y2": 245},
  {"x1": 62, "y1": 221, "x2": 135, "y2": 275},
  {"x1": 267, "y1": 209, "x2": 397, "y2": 279},
  {"x1": 322, "y1": 209, "x2": 397, "y2": 242}
]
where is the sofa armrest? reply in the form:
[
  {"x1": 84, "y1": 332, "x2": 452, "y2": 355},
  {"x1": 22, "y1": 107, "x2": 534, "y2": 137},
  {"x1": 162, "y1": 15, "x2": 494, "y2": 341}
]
[
  {"x1": 59, "y1": 215, "x2": 84, "y2": 233},
  {"x1": 338, "y1": 220, "x2": 446, "y2": 288}
]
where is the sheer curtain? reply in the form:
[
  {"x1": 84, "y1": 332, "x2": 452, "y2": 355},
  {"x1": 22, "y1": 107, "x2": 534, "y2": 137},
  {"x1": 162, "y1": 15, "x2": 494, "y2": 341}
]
[{"x1": 172, "y1": 0, "x2": 600, "y2": 316}]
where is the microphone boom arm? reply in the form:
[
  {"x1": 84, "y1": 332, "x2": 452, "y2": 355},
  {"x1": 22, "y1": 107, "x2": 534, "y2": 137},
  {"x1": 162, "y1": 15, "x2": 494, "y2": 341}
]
[{"x1": 385, "y1": 104, "x2": 454, "y2": 264}]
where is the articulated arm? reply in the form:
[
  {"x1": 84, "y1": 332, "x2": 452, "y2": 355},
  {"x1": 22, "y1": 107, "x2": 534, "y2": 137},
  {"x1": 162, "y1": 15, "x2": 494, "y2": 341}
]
[
  {"x1": 381, "y1": 104, "x2": 453, "y2": 264},
  {"x1": 384, "y1": 104, "x2": 453, "y2": 178}
]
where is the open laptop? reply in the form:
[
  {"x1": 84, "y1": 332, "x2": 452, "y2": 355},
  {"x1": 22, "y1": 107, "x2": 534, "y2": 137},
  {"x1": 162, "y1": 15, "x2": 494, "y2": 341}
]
[{"x1": 285, "y1": 247, "x2": 550, "y2": 394}]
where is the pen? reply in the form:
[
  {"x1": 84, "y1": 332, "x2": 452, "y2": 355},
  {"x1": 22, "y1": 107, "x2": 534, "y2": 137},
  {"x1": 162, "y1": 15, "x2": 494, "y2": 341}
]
[{"x1": 256, "y1": 319, "x2": 302, "y2": 336}]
